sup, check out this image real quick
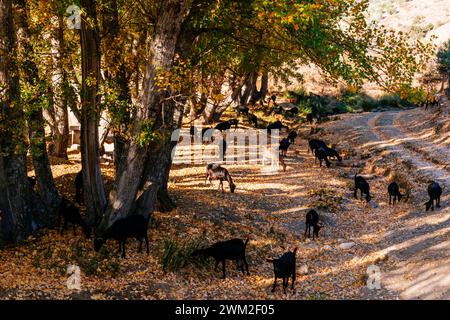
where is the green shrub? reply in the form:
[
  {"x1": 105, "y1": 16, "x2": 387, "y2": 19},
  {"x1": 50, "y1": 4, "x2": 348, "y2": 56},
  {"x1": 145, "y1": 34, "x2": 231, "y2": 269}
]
[
  {"x1": 160, "y1": 235, "x2": 208, "y2": 273},
  {"x1": 357, "y1": 96, "x2": 378, "y2": 112}
]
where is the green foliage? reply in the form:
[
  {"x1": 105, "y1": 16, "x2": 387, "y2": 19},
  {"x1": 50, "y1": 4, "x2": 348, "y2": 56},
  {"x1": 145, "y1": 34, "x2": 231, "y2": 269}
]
[
  {"x1": 159, "y1": 236, "x2": 208, "y2": 273},
  {"x1": 437, "y1": 40, "x2": 450, "y2": 75},
  {"x1": 136, "y1": 120, "x2": 163, "y2": 148}
]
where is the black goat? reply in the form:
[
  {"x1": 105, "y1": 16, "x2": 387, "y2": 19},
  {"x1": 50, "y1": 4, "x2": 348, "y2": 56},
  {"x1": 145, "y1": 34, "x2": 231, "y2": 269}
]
[
  {"x1": 287, "y1": 131, "x2": 297, "y2": 144},
  {"x1": 325, "y1": 147, "x2": 342, "y2": 161},
  {"x1": 28, "y1": 175, "x2": 37, "y2": 189},
  {"x1": 279, "y1": 138, "x2": 291, "y2": 156},
  {"x1": 304, "y1": 209, "x2": 323, "y2": 240},
  {"x1": 94, "y1": 214, "x2": 150, "y2": 258},
  {"x1": 388, "y1": 182, "x2": 403, "y2": 205},
  {"x1": 425, "y1": 181, "x2": 442, "y2": 211},
  {"x1": 58, "y1": 197, "x2": 91, "y2": 238},
  {"x1": 308, "y1": 139, "x2": 327, "y2": 154},
  {"x1": 267, "y1": 121, "x2": 288, "y2": 134},
  {"x1": 192, "y1": 238, "x2": 250, "y2": 279},
  {"x1": 205, "y1": 164, "x2": 236, "y2": 193},
  {"x1": 267, "y1": 248, "x2": 297, "y2": 294},
  {"x1": 75, "y1": 170, "x2": 83, "y2": 205},
  {"x1": 354, "y1": 174, "x2": 371, "y2": 202},
  {"x1": 314, "y1": 147, "x2": 331, "y2": 167},
  {"x1": 215, "y1": 119, "x2": 238, "y2": 132}
]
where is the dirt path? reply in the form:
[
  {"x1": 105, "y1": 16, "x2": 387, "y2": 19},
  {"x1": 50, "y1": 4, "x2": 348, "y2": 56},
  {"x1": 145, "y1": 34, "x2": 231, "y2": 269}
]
[{"x1": 325, "y1": 108, "x2": 450, "y2": 299}]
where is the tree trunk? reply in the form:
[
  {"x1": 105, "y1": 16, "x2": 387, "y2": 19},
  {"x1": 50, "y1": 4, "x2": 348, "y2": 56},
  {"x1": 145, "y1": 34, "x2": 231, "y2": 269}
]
[
  {"x1": 97, "y1": 0, "x2": 187, "y2": 233},
  {"x1": 260, "y1": 71, "x2": 269, "y2": 101},
  {"x1": 240, "y1": 72, "x2": 257, "y2": 105},
  {"x1": 80, "y1": 0, "x2": 107, "y2": 225},
  {"x1": 47, "y1": 15, "x2": 70, "y2": 159},
  {"x1": 15, "y1": 0, "x2": 60, "y2": 221},
  {"x1": 0, "y1": 0, "x2": 34, "y2": 242}
]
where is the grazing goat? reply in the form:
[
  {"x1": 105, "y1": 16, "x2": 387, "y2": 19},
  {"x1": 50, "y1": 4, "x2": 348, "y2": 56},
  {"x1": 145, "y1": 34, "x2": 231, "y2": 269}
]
[
  {"x1": 325, "y1": 147, "x2": 342, "y2": 161},
  {"x1": 304, "y1": 209, "x2": 323, "y2": 240},
  {"x1": 314, "y1": 147, "x2": 331, "y2": 167},
  {"x1": 354, "y1": 174, "x2": 371, "y2": 202},
  {"x1": 267, "y1": 121, "x2": 288, "y2": 134},
  {"x1": 287, "y1": 131, "x2": 297, "y2": 144},
  {"x1": 215, "y1": 119, "x2": 238, "y2": 132},
  {"x1": 308, "y1": 139, "x2": 327, "y2": 154},
  {"x1": 425, "y1": 181, "x2": 442, "y2": 211},
  {"x1": 94, "y1": 214, "x2": 150, "y2": 258},
  {"x1": 267, "y1": 248, "x2": 297, "y2": 294},
  {"x1": 28, "y1": 176, "x2": 37, "y2": 189},
  {"x1": 247, "y1": 113, "x2": 258, "y2": 127},
  {"x1": 205, "y1": 164, "x2": 236, "y2": 193},
  {"x1": 388, "y1": 182, "x2": 402, "y2": 205},
  {"x1": 192, "y1": 238, "x2": 250, "y2": 279},
  {"x1": 58, "y1": 197, "x2": 91, "y2": 238},
  {"x1": 75, "y1": 170, "x2": 83, "y2": 205},
  {"x1": 279, "y1": 138, "x2": 291, "y2": 156}
]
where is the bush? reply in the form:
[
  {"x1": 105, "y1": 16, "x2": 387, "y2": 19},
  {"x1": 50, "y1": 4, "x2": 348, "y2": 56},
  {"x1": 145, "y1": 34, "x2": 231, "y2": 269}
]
[
  {"x1": 357, "y1": 96, "x2": 378, "y2": 112},
  {"x1": 160, "y1": 235, "x2": 208, "y2": 273}
]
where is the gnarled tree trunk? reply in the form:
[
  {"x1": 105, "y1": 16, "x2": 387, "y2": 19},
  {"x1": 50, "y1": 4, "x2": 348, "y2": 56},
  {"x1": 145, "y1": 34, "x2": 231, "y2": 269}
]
[
  {"x1": 80, "y1": 0, "x2": 107, "y2": 225},
  {"x1": 16, "y1": 0, "x2": 60, "y2": 222},
  {"x1": 44, "y1": 15, "x2": 70, "y2": 159},
  {"x1": 97, "y1": 0, "x2": 187, "y2": 233},
  {"x1": 0, "y1": 0, "x2": 34, "y2": 241}
]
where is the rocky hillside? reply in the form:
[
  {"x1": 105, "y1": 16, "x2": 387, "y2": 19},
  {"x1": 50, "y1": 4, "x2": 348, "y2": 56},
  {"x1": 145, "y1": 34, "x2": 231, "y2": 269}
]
[{"x1": 368, "y1": 0, "x2": 450, "y2": 46}]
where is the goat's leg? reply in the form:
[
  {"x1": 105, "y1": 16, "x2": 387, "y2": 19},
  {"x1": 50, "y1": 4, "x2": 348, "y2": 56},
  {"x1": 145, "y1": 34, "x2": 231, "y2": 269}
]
[
  {"x1": 61, "y1": 219, "x2": 68, "y2": 235},
  {"x1": 361, "y1": 189, "x2": 364, "y2": 200},
  {"x1": 271, "y1": 276, "x2": 277, "y2": 292},
  {"x1": 437, "y1": 197, "x2": 441, "y2": 208},
  {"x1": 138, "y1": 238, "x2": 143, "y2": 253},
  {"x1": 283, "y1": 278, "x2": 287, "y2": 294},
  {"x1": 354, "y1": 188, "x2": 358, "y2": 199},
  {"x1": 145, "y1": 235, "x2": 150, "y2": 254},
  {"x1": 73, "y1": 223, "x2": 77, "y2": 236},
  {"x1": 222, "y1": 260, "x2": 226, "y2": 279},
  {"x1": 214, "y1": 260, "x2": 220, "y2": 271},
  {"x1": 244, "y1": 257, "x2": 250, "y2": 275},
  {"x1": 121, "y1": 239, "x2": 127, "y2": 258},
  {"x1": 291, "y1": 272, "x2": 296, "y2": 291}
]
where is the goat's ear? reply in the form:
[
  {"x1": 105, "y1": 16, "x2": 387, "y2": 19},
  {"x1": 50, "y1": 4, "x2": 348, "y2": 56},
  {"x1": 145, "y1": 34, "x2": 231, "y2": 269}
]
[
  {"x1": 293, "y1": 247, "x2": 298, "y2": 255},
  {"x1": 266, "y1": 259, "x2": 274, "y2": 263}
]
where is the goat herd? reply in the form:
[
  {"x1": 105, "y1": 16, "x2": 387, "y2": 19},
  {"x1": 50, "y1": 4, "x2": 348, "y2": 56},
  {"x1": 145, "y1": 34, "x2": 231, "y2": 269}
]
[{"x1": 27, "y1": 117, "x2": 444, "y2": 295}]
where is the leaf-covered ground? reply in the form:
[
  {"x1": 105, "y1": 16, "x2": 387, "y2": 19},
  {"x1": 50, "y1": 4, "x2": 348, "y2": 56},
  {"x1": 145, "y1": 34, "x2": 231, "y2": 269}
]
[{"x1": 0, "y1": 106, "x2": 448, "y2": 300}]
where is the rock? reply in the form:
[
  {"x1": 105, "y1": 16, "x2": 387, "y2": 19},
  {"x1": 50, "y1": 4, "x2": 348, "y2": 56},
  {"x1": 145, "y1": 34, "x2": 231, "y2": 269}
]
[
  {"x1": 321, "y1": 245, "x2": 333, "y2": 251},
  {"x1": 368, "y1": 200, "x2": 378, "y2": 209},
  {"x1": 298, "y1": 264, "x2": 309, "y2": 275},
  {"x1": 339, "y1": 242, "x2": 356, "y2": 250}
]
